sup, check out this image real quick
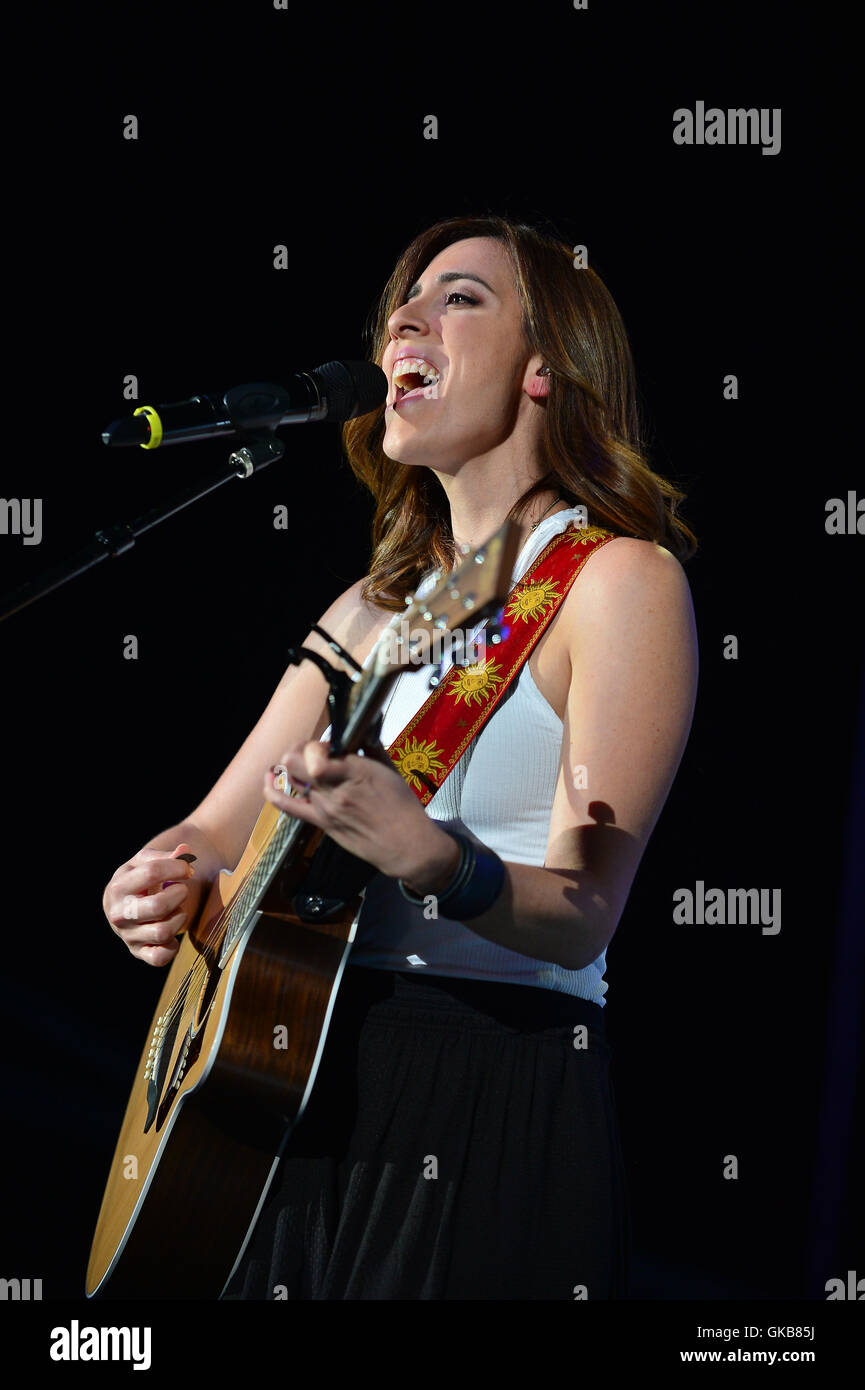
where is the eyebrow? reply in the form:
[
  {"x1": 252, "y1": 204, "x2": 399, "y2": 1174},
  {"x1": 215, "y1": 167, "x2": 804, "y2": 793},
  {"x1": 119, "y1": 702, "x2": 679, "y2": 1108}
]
[{"x1": 405, "y1": 270, "x2": 496, "y2": 300}]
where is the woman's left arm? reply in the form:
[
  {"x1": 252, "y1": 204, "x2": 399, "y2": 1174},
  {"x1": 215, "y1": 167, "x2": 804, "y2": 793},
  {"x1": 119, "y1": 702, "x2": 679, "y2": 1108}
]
[{"x1": 266, "y1": 539, "x2": 698, "y2": 971}]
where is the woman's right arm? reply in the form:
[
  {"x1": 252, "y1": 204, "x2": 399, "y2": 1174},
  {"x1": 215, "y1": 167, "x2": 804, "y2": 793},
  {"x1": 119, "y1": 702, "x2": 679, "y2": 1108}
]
[{"x1": 103, "y1": 578, "x2": 389, "y2": 966}]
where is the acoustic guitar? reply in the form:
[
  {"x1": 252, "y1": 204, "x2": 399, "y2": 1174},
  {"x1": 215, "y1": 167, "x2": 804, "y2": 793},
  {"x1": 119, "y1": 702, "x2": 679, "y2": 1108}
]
[{"x1": 86, "y1": 519, "x2": 520, "y2": 1299}]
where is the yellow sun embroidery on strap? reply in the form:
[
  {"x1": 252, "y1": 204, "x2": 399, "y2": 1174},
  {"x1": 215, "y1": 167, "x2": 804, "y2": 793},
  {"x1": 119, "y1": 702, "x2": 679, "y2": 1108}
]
[
  {"x1": 505, "y1": 576, "x2": 561, "y2": 623},
  {"x1": 447, "y1": 658, "x2": 505, "y2": 707},
  {"x1": 391, "y1": 735, "x2": 447, "y2": 791},
  {"x1": 566, "y1": 523, "x2": 613, "y2": 546}
]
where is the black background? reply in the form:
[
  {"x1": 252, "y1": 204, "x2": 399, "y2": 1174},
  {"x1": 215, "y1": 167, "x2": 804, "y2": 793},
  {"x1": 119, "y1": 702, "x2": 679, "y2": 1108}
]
[{"x1": 1, "y1": 0, "x2": 861, "y2": 1315}]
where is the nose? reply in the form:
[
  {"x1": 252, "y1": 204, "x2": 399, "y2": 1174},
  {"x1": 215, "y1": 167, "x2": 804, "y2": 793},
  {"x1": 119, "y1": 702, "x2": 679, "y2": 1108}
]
[{"x1": 386, "y1": 298, "x2": 430, "y2": 345}]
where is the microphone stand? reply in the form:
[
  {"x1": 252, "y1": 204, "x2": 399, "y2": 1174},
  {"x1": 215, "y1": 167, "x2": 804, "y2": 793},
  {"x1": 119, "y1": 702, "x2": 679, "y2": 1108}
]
[{"x1": 0, "y1": 418, "x2": 286, "y2": 626}]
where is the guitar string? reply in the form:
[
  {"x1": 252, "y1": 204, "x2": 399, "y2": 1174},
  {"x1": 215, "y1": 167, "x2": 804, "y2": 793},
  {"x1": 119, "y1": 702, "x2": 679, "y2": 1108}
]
[
  {"x1": 147, "y1": 812, "x2": 296, "y2": 1045},
  {"x1": 150, "y1": 758, "x2": 342, "y2": 1044}
]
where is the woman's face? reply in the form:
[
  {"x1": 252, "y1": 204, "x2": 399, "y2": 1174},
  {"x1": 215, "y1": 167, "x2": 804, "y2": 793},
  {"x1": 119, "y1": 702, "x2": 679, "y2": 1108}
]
[{"x1": 381, "y1": 236, "x2": 540, "y2": 472}]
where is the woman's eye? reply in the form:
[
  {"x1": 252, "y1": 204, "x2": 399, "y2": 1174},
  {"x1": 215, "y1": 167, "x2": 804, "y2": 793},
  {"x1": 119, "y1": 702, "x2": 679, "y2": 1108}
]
[{"x1": 445, "y1": 291, "x2": 479, "y2": 306}]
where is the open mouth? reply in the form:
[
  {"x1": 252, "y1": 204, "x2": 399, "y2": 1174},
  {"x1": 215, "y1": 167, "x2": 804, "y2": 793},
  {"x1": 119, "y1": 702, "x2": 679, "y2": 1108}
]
[{"x1": 392, "y1": 355, "x2": 442, "y2": 403}]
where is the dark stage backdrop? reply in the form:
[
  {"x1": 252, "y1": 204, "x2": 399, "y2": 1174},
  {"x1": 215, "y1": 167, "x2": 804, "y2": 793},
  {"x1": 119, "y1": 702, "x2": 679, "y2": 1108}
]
[{"x1": 1, "y1": 0, "x2": 860, "y2": 1327}]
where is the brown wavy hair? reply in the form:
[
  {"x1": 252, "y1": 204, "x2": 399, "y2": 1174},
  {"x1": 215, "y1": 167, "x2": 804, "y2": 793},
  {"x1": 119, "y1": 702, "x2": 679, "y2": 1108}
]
[{"x1": 342, "y1": 214, "x2": 696, "y2": 611}]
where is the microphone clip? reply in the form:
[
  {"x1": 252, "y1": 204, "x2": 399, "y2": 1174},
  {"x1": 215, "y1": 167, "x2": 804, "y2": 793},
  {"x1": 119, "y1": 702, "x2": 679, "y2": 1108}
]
[
  {"x1": 224, "y1": 379, "x2": 308, "y2": 476},
  {"x1": 229, "y1": 434, "x2": 285, "y2": 478}
]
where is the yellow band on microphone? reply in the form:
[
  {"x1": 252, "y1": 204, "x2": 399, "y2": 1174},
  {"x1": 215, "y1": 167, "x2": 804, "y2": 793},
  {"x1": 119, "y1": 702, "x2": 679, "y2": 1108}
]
[{"x1": 133, "y1": 404, "x2": 164, "y2": 450}]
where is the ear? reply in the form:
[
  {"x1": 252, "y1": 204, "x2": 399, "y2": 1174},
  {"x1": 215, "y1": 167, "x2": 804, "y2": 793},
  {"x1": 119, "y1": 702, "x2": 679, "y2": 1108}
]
[
  {"x1": 526, "y1": 372, "x2": 550, "y2": 399},
  {"x1": 524, "y1": 358, "x2": 550, "y2": 399}
]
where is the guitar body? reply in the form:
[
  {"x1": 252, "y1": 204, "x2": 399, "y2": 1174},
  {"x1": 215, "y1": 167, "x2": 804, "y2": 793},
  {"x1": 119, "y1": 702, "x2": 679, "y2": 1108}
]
[{"x1": 86, "y1": 801, "x2": 359, "y2": 1300}]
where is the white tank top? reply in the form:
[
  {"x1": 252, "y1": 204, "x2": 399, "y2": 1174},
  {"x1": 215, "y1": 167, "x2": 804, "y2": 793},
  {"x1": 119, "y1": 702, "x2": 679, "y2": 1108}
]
[{"x1": 324, "y1": 505, "x2": 609, "y2": 1005}]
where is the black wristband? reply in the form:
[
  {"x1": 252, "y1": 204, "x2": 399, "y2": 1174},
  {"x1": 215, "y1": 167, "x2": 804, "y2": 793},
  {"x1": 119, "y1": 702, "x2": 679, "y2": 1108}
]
[{"x1": 398, "y1": 831, "x2": 506, "y2": 920}]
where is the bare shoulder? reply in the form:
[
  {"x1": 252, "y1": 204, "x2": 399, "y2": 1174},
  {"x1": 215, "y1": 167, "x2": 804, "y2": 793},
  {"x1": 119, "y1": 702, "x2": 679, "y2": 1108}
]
[
  {"x1": 552, "y1": 536, "x2": 698, "y2": 712},
  {"x1": 321, "y1": 575, "x2": 390, "y2": 640},
  {"x1": 580, "y1": 535, "x2": 690, "y2": 594},
  {"x1": 295, "y1": 575, "x2": 394, "y2": 673},
  {"x1": 562, "y1": 536, "x2": 695, "y2": 634}
]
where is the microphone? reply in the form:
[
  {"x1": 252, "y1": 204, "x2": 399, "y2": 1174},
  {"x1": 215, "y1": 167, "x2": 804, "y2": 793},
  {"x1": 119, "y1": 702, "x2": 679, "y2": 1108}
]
[{"x1": 102, "y1": 359, "x2": 387, "y2": 449}]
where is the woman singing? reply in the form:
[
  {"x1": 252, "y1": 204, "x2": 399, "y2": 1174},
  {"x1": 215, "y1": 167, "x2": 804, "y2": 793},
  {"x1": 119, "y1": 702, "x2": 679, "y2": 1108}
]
[{"x1": 102, "y1": 214, "x2": 698, "y2": 1300}]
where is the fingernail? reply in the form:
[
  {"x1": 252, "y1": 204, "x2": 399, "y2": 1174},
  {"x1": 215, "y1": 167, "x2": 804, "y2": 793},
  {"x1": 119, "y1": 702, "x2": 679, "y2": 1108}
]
[{"x1": 176, "y1": 852, "x2": 197, "y2": 864}]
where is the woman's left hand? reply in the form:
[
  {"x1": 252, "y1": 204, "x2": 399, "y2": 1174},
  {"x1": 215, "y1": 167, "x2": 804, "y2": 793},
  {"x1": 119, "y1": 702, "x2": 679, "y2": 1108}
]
[{"x1": 265, "y1": 740, "x2": 459, "y2": 893}]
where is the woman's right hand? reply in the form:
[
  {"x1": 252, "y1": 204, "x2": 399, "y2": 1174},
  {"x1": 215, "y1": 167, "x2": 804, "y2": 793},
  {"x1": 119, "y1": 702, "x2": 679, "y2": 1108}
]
[{"x1": 103, "y1": 843, "x2": 202, "y2": 966}]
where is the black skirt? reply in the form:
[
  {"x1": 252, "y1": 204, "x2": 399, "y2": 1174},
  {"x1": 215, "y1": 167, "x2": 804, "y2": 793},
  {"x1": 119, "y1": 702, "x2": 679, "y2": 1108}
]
[{"x1": 221, "y1": 963, "x2": 631, "y2": 1300}]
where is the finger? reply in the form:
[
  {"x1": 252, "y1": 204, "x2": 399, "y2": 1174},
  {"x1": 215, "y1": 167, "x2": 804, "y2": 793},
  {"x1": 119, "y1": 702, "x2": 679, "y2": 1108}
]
[
  {"x1": 274, "y1": 743, "x2": 312, "y2": 776},
  {"x1": 135, "y1": 939, "x2": 182, "y2": 967},
  {"x1": 277, "y1": 742, "x2": 347, "y2": 788},
  {"x1": 268, "y1": 754, "x2": 320, "y2": 798},
  {"x1": 136, "y1": 908, "x2": 188, "y2": 947},
  {"x1": 123, "y1": 911, "x2": 186, "y2": 956},
  {"x1": 119, "y1": 859, "x2": 195, "y2": 896},
  {"x1": 264, "y1": 774, "x2": 324, "y2": 824},
  {"x1": 109, "y1": 882, "x2": 189, "y2": 928},
  {"x1": 122, "y1": 908, "x2": 188, "y2": 949},
  {"x1": 131, "y1": 842, "x2": 196, "y2": 865},
  {"x1": 302, "y1": 741, "x2": 351, "y2": 785},
  {"x1": 171, "y1": 844, "x2": 198, "y2": 864},
  {"x1": 274, "y1": 752, "x2": 314, "y2": 793}
]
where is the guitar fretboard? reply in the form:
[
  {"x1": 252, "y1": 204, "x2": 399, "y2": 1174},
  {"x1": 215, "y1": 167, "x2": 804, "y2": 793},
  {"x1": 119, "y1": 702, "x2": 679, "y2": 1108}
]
[{"x1": 217, "y1": 811, "x2": 304, "y2": 966}]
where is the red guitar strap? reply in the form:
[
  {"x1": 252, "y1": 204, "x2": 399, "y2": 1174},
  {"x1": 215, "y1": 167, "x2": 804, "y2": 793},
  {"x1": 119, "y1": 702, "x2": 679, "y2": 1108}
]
[{"x1": 387, "y1": 522, "x2": 616, "y2": 804}]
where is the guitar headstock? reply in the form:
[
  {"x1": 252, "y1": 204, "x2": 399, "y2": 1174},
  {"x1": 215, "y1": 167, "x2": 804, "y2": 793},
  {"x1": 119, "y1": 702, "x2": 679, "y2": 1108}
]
[{"x1": 370, "y1": 518, "x2": 522, "y2": 676}]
